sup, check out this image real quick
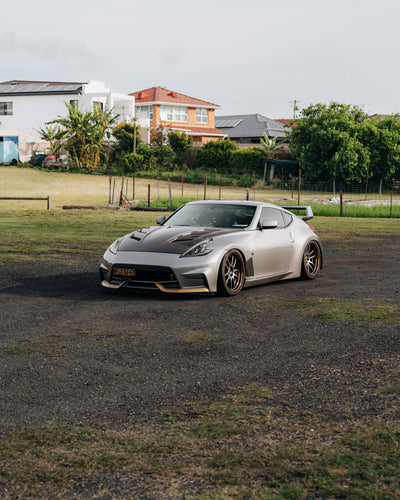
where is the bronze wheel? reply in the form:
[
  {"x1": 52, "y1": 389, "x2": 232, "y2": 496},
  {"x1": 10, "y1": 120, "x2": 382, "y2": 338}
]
[
  {"x1": 301, "y1": 241, "x2": 321, "y2": 279},
  {"x1": 217, "y1": 250, "x2": 245, "y2": 296}
]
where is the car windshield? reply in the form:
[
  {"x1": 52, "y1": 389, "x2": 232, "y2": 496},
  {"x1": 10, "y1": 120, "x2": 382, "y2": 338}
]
[{"x1": 164, "y1": 203, "x2": 257, "y2": 228}]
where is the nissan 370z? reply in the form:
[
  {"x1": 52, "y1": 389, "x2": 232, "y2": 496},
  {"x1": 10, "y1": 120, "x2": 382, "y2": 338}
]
[{"x1": 100, "y1": 200, "x2": 323, "y2": 296}]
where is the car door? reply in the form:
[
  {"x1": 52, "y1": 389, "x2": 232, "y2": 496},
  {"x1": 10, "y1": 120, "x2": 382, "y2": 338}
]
[{"x1": 251, "y1": 207, "x2": 296, "y2": 278}]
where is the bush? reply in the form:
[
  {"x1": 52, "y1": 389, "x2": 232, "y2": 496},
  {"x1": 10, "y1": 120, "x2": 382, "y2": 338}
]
[
  {"x1": 122, "y1": 153, "x2": 144, "y2": 173},
  {"x1": 153, "y1": 145, "x2": 175, "y2": 169},
  {"x1": 231, "y1": 147, "x2": 265, "y2": 175},
  {"x1": 196, "y1": 140, "x2": 237, "y2": 172}
]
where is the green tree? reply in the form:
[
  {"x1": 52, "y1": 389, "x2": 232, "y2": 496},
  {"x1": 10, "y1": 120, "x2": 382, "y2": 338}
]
[
  {"x1": 150, "y1": 125, "x2": 168, "y2": 148},
  {"x1": 37, "y1": 124, "x2": 64, "y2": 155},
  {"x1": 358, "y1": 115, "x2": 400, "y2": 181},
  {"x1": 112, "y1": 119, "x2": 142, "y2": 154},
  {"x1": 230, "y1": 147, "x2": 265, "y2": 175},
  {"x1": 168, "y1": 130, "x2": 193, "y2": 154},
  {"x1": 260, "y1": 132, "x2": 285, "y2": 181},
  {"x1": 196, "y1": 139, "x2": 237, "y2": 173},
  {"x1": 289, "y1": 102, "x2": 370, "y2": 183},
  {"x1": 153, "y1": 145, "x2": 175, "y2": 169},
  {"x1": 48, "y1": 103, "x2": 118, "y2": 170},
  {"x1": 168, "y1": 130, "x2": 193, "y2": 167},
  {"x1": 122, "y1": 152, "x2": 144, "y2": 173}
]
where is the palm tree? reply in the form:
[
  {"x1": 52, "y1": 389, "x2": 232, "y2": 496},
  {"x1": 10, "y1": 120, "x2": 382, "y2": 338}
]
[
  {"x1": 48, "y1": 103, "x2": 118, "y2": 170},
  {"x1": 36, "y1": 124, "x2": 64, "y2": 155},
  {"x1": 260, "y1": 132, "x2": 281, "y2": 182}
]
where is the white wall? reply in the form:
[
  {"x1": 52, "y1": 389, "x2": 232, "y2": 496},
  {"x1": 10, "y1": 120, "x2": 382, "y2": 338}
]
[
  {"x1": 0, "y1": 80, "x2": 135, "y2": 137},
  {"x1": 0, "y1": 93, "x2": 81, "y2": 136}
]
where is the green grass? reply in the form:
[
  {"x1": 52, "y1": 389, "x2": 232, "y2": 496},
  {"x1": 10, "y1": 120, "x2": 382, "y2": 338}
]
[
  {"x1": 2, "y1": 165, "x2": 400, "y2": 217},
  {"x1": 3, "y1": 329, "x2": 144, "y2": 358},
  {"x1": 1, "y1": 168, "x2": 400, "y2": 497},
  {"x1": 310, "y1": 201, "x2": 400, "y2": 218},
  {"x1": 0, "y1": 386, "x2": 399, "y2": 498},
  {"x1": 235, "y1": 295, "x2": 400, "y2": 327},
  {"x1": 0, "y1": 208, "x2": 157, "y2": 263},
  {"x1": 1, "y1": 205, "x2": 400, "y2": 264}
]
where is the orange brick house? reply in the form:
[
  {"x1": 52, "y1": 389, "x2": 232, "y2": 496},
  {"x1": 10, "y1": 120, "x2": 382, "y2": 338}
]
[{"x1": 129, "y1": 87, "x2": 226, "y2": 144}]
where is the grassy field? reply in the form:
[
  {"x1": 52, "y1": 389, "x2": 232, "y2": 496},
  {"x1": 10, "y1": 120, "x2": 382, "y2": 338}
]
[
  {"x1": 2, "y1": 166, "x2": 400, "y2": 216},
  {"x1": 1, "y1": 167, "x2": 400, "y2": 498},
  {"x1": 1, "y1": 388, "x2": 399, "y2": 499},
  {"x1": 1, "y1": 204, "x2": 400, "y2": 265}
]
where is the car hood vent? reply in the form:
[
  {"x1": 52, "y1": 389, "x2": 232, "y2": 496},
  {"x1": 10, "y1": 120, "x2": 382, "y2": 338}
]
[{"x1": 120, "y1": 226, "x2": 238, "y2": 254}]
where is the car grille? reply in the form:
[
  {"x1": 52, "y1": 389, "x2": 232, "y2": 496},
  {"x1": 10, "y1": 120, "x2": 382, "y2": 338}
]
[{"x1": 110, "y1": 264, "x2": 179, "y2": 289}]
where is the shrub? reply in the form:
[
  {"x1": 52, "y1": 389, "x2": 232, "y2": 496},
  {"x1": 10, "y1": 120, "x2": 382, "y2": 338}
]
[
  {"x1": 231, "y1": 147, "x2": 265, "y2": 175},
  {"x1": 122, "y1": 153, "x2": 144, "y2": 173},
  {"x1": 196, "y1": 140, "x2": 237, "y2": 172}
]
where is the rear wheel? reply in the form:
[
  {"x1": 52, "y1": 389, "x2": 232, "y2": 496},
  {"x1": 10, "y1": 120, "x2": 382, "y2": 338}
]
[
  {"x1": 217, "y1": 250, "x2": 245, "y2": 296},
  {"x1": 301, "y1": 241, "x2": 321, "y2": 279}
]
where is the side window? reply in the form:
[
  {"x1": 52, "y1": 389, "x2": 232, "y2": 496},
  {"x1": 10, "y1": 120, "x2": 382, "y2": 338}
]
[
  {"x1": 259, "y1": 207, "x2": 292, "y2": 228},
  {"x1": 0, "y1": 101, "x2": 13, "y2": 115},
  {"x1": 282, "y1": 211, "x2": 293, "y2": 227}
]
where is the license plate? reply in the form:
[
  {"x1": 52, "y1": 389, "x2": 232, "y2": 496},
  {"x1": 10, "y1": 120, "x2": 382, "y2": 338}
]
[{"x1": 112, "y1": 268, "x2": 136, "y2": 278}]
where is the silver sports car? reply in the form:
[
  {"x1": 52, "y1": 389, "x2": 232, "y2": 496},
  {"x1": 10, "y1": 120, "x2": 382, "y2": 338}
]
[{"x1": 100, "y1": 200, "x2": 323, "y2": 296}]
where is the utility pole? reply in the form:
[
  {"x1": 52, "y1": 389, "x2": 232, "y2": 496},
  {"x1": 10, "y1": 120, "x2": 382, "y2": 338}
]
[{"x1": 290, "y1": 99, "x2": 301, "y2": 119}]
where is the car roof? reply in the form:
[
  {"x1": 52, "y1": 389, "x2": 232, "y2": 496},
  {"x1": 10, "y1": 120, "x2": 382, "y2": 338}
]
[{"x1": 185, "y1": 200, "x2": 276, "y2": 208}]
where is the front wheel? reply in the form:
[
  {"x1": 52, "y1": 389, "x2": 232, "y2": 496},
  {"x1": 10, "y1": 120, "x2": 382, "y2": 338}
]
[
  {"x1": 301, "y1": 241, "x2": 321, "y2": 279},
  {"x1": 217, "y1": 250, "x2": 245, "y2": 296}
]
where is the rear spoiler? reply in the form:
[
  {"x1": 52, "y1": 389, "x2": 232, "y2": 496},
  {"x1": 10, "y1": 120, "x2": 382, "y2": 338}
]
[{"x1": 280, "y1": 205, "x2": 314, "y2": 221}]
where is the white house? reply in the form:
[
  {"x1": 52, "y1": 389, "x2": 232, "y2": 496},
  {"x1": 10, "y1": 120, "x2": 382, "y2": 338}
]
[{"x1": 0, "y1": 80, "x2": 135, "y2": 157}]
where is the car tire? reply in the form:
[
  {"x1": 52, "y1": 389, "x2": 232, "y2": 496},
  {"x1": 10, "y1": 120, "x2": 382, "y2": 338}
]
[
  {"x1": 217, "y1": 250, "x2": 245, "y2": 296},
  {"x1": 301, "y1": 240, "x2": 321, "y2": 280}
]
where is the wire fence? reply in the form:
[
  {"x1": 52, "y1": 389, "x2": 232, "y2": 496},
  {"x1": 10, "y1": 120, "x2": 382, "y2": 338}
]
[{"x1": 108, "y1": 175, "x2": 400, "y2": 208}]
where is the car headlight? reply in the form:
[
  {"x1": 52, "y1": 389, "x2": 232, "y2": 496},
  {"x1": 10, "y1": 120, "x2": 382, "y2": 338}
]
[
  {"x1": 181, "y1": 238, "x2": 213, "y2": 258},
  {"x1": 108, "y1": 237, "x2": 123, "y2": 255}
]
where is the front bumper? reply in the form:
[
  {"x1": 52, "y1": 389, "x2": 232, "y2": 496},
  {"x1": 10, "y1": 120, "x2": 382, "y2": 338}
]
[{"x1": 99, "y1": 251, "x2": 215, "y2": 293}]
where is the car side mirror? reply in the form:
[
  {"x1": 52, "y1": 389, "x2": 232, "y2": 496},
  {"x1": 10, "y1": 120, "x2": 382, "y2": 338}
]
[
  {"x1": 261, "y1": 219, "x2": 278, "y2": 229},
  {"x1": 156, "y1": 215, "x2": 166, "y2": 225}
]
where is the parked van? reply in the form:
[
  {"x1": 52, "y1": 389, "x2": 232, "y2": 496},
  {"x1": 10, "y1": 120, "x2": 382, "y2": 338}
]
[{"x1": 0, "y1": 135, "x2": 19, "y2": 165}]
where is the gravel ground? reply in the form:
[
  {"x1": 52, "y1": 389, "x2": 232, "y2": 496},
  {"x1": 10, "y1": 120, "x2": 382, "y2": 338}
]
[{"x1": 0, "y1": 236, "x2": 400, "y2": 438}]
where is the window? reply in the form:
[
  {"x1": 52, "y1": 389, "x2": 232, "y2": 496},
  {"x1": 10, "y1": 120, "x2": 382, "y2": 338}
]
[
  {"x1": 93, "y1": 101, "x2": 103, "y2": 112},
  {"x1": 136, "y1": 105, "x2": 153, "y2": 120},
  {"x1": 160, "y1": 105, "x2": 188, "y2": 122},
  {"x1": 0, "y1": 102, "x2": 13, "y2": 115},
  {"x1": 259, "y1": 207, "x2": 292, "y2": 228},
  {"x1": 69, "y1": 99, "x2": 79, "y2": 109},
  {"x1": 196, "y1": 108, "x2": 208, "y2": 124}
]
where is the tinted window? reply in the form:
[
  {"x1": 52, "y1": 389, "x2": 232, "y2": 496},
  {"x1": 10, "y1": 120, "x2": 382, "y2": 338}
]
[
  {"x1": 165, "y1": 203, "x2": 256, "y2": 228},
  {"x1": 259, "y1": 207, "x2": 292, "y2": 228}
]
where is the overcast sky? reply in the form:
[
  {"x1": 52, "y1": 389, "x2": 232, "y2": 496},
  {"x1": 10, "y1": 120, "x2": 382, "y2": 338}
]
[{"x1": 1, "y1": 0, "x2": 399, "y2": 118}]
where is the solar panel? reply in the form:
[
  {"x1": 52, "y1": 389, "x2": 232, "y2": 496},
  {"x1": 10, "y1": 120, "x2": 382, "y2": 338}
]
[
  {"x1": 215, "y1": 118, "x2": 242, "y2": 128},
  {"x1": 0, "y1": 83, "x2": 82, "y2": 94}
]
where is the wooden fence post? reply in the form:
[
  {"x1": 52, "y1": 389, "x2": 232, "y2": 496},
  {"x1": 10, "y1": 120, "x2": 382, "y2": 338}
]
[
  {"x1": 339, "y1": 190, "x2": 343, "y2": 217},
  {"x1": 298, "y1": 169, "x2": 301, "y2": 205},
  {"x1": 168, "y1": 178, "x2": 173, "y2": 210}
]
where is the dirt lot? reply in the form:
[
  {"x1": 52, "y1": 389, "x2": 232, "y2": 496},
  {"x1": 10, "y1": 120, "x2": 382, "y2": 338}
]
[{"x1": 0, "y1": 236, "x2": 399, "y2": 437}]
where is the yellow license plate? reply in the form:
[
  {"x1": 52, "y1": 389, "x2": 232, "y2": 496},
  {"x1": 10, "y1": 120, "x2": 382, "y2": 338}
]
[{"x1": 113, "y1": 268, "x2": 136, "y2": 278}]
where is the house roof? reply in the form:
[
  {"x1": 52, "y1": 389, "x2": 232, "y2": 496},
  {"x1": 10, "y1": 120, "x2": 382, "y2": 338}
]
[
  {"x1": 215, "y1": 114, "x2": 287, "y2": 140},
  {"x1": 275, "y1": 118, "x2": 297, "y2": 128},
  {"x1": 130, "y1": 87, "x2": 220, "y2": 109},
  {"x1": 0, "y1": 80, "x2": 84, "y2": 95}
]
